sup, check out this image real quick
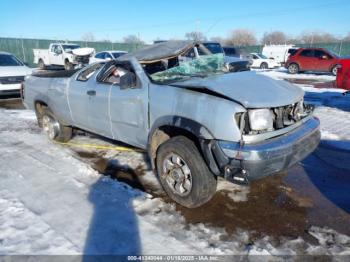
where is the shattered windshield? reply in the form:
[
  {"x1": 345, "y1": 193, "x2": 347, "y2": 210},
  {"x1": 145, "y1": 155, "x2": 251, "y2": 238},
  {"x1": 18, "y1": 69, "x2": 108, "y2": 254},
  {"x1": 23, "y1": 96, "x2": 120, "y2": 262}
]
[{"x1": 150, "y1": 53, "x2": 228, "y2": 84}]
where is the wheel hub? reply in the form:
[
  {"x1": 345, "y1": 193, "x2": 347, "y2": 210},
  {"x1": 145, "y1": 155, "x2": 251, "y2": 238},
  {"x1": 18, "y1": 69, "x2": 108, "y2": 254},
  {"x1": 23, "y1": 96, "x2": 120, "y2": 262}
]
[
  {"x1": 42, "y1": 115, "x2": 59, "y2": 140},
  {"x1": 162, "y1": 153, "x2": 192, "y2": 196}
]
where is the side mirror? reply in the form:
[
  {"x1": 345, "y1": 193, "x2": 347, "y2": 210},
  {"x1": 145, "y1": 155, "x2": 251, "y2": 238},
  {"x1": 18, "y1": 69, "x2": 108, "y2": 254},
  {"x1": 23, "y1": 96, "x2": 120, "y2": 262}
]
[
  {"x1": 56, "y1": 49, "x2": 62, "y2": 55},
  {"x1": 120, "y1": 72, "x2": 137, "y2": 89},
  {"x1": 321, "y1": 55, "x2": 328, "y2": 60}
]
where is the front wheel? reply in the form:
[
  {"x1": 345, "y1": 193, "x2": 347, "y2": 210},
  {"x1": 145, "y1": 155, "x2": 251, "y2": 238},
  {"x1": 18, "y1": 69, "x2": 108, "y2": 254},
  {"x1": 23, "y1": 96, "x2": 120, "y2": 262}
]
[
  {"x1": 331, "y1": 65, "x2": 339, "y2": 76},
  {"x1": 156, "y1": 136, "x2": 217, "y2": 208},
  {"x1": 64, "y1": 60, "x2": 74, "y2": 70},
  {"x1": 260, "y1": 62, "x2": 268, "y2": 69},
  {"x1": 41, "y1": 108, "x2": 72, "y2": 142}
]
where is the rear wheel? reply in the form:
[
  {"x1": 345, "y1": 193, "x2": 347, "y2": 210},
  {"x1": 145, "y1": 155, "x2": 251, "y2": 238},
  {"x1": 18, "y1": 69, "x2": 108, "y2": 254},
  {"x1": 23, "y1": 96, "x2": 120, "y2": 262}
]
[
  {"x1": 288, "y1": 63, "x2": 299, "y2": 74},
  {"x1": 156, "y1": 136, "x2": 217, "y2": 208},
  {"x1": 38, "y1": 59, "x2": 46, "y2": 70},
  {"x1": 41, "y1": 108, "x2": 72, "y2": 142},
  {"x1": 260, "y1": 62, "x2": 268, "y2": 69}
]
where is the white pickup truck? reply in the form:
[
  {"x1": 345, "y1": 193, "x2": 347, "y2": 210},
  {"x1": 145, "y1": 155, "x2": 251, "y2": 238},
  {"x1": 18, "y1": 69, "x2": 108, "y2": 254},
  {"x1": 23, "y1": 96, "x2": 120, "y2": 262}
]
[{"x1": 33, "y1": 43, "x2": 93, "y2": 70}]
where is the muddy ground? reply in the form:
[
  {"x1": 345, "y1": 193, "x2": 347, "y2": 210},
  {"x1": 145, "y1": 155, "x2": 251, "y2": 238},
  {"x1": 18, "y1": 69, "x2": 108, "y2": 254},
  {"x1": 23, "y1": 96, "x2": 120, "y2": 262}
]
[{"x1": 1, "y1": 79, "x2": 349, "y2": 245}]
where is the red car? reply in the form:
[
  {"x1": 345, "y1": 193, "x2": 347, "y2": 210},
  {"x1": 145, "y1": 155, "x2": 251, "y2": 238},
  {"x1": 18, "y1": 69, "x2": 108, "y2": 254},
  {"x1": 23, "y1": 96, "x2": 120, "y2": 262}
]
[
  {"x1": 285, "y1": 48, "x2": 342, "y2": 76},
  {"x1": 336, "y1": 59, "x2": 350, "y2": 91}
]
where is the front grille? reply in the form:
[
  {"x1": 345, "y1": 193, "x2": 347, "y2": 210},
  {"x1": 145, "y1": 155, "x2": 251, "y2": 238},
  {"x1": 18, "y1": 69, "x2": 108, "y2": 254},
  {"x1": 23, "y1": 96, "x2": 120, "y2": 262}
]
[
  {"x1": 0, "y1": 76, "x2": 25, "y2": 85},
  {"x1": 74, "y1": 55, "x2": 90, "y2": 64}
]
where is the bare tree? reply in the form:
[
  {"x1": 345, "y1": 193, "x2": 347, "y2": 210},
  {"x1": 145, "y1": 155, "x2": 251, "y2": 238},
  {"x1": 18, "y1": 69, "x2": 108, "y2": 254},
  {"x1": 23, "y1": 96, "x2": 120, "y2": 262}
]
[
  {"x1": 226, "y1": 29, "x2": 257, "y2": 46},
  {"x1": 123, "y1": 34, "x2": 144, "y2": 44},
  {"x1": 343, "y1": 32, "x2": 350, "y2": 42},
  {"x1": 81, "y1": 32, "x2": 95, "y2": 42},
  {"x1": 209, "y1": 36, "x2": 224, "y2": 44},
  {"x1": 261, "y1": 31, "x2": 287, "y2": 45},
  {"x1": 185, "y1": 31, "x2": 207, "y2": 41},
  {"x1": 299, "y1": 31, "x2": 338, "y2": 44}
]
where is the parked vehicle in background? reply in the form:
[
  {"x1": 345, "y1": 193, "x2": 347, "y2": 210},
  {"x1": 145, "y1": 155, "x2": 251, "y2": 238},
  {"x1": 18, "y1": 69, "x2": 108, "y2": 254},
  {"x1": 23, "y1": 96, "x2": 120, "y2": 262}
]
[
  {"x1": 223, "y1": 46, "x2": 253, "y2": 64},
  {"x1": 192, "y1": 42, "x2": 251, "y2": 72},
  {"x1": 0, "y1": 52, "x2": 32, "y2": 96},
  {"x1": 33, "y1": 43, "x2": 95, "y2": 70},
  {"x1": 262, "y1": 45, "x2": 299, "y2": 66},
  {"x1": 285, "y1": 48, "x2": 344, "y2": 76},
  {"x1": 250, "y1": 52, "x2": 280, "y2": 69},
  {"x1": 336, "y1": 59, "x2": 350, "y2": 91},
  {"x1": 89, "y1": 51, "x2": 128, "y2": 64},
  {"x1": 23, "y1": 40, "x2": 320, "y2": 208}
]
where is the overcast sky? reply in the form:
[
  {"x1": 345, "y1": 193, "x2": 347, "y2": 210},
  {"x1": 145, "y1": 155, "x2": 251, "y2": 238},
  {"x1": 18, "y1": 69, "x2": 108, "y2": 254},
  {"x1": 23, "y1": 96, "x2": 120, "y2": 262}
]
[{"x1": 0, "y1": 0, "x2": 349, "y2": 43}]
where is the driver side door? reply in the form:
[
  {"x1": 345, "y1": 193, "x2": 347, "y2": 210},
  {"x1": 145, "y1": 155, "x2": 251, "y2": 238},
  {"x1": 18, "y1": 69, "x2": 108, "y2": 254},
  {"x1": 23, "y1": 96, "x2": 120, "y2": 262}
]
[{"x1": 50, "y1": 45, "x2": 63, "y2": 66}]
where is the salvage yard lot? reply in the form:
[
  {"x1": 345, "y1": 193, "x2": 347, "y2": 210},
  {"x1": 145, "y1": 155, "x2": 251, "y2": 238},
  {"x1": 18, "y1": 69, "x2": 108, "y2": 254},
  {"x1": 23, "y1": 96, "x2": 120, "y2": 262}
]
[{"x1": 0, "y1": 69, "x2": 349, "y2": 256}]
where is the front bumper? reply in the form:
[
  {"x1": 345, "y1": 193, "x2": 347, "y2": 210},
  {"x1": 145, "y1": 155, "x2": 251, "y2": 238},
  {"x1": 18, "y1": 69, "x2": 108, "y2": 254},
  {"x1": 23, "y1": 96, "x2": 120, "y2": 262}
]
[
  {"x1": 202, "y1": 117, "x2": 320, "y2": 184},
  {"x1": 0, "y1": 83, "x2": 21, "y2": 95}
]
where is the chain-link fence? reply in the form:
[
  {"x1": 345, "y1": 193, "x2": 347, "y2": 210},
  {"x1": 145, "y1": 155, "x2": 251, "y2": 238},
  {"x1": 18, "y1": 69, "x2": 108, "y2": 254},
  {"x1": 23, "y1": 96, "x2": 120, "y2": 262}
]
[
  {"x1": 0, "y1": 37, "x2": 145, "y2": 67},
  {"x1": 1, "y1": 37, "x2": 350, "y2": 68}
]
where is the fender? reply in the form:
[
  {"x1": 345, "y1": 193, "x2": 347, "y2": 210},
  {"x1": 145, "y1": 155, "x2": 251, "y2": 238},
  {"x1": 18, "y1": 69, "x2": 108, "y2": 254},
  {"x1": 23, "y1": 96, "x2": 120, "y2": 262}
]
[
  {"x1": 148, "y1": 115, "x2": 214, "y2": 142},
  {"x1": 147, "y1": 116, "x2": 215, "y2": 170}
]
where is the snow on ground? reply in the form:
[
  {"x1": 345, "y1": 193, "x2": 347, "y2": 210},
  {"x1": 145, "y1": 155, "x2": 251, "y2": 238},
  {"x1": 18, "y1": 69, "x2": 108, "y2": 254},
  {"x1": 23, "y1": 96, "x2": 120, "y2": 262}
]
[
  {"x1": 1, "y1": 70, "x2": 350, "y2": 256},
  {"x1": 255, "y1": 67, "x2": 336, "y2": 82}
]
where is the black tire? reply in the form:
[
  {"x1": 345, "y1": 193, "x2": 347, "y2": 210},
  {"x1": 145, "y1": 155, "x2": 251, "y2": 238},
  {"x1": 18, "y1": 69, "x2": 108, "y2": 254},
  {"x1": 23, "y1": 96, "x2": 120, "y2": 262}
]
[
  {"x1": 260, "y1": 62, "x2": 268, "y2": 69},
  {"x1": 156, "y1": 136, "x2": 217, "y2": 208},
  {"x1": 288, "y1": 63, "x2": 299, "y2": 74},
  {"x1": 41, "y1": 108, "x2": 72, "y2": 142},
  {"x1": 331, "y1": 65, "x2": 339, "y2": 76},
  {"x1": 64, "y1": 60, "x2": 74, "y2": 71},
  {"x1": 38, "y1": 59, "x2": 46, "y2": 70}
]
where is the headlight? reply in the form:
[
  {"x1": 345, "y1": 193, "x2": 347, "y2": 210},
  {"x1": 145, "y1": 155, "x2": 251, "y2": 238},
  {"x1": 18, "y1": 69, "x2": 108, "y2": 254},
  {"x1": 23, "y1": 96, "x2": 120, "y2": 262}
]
[{"x1": 248, "y1": 109, "x2": 274, "y2": 131}]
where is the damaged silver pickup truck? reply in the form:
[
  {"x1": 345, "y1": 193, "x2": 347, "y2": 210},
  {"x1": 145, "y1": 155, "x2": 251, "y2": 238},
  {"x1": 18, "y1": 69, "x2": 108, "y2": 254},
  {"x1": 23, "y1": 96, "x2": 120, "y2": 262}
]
[{"x1": 23, "y1": 41, "x2": 320, "y2": 208}]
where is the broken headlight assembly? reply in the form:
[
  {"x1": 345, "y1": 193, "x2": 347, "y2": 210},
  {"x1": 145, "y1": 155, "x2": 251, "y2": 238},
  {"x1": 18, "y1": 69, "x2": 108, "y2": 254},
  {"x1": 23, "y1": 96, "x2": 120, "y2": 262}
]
[
  {"x1": 235, "y1": 101, "x2": 314, "y2": 135},
  {"x1": 248, "y1": 109, "x2": 274, "y2": 131}
]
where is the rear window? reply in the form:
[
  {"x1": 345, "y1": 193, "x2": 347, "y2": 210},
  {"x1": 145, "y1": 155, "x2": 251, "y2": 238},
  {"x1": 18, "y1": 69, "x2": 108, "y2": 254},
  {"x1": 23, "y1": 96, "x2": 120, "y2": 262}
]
[
  {"x1": 288, "y1": 49, "x2": 298, "y2": 56},
  {"x1": 0, "y1": 54, "x2": 23, "y2": 66}
]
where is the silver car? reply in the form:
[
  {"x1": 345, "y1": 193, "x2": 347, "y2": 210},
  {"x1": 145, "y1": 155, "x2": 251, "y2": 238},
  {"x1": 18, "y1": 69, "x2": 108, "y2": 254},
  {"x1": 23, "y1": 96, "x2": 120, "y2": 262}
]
[{"x1": 23, "y1": 41, "x2": 320, "y2": 208}]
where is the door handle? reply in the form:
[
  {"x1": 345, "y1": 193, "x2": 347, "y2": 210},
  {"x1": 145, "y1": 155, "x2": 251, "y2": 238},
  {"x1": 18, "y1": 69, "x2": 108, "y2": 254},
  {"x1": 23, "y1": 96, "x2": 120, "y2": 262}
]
[{"x1": 87, "y1": 90, "x2": 96, "y2": 96}]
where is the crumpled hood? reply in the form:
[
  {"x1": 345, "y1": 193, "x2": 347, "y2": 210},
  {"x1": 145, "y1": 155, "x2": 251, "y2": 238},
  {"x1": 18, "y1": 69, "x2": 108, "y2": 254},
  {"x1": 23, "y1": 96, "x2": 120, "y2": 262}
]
[
  {"x1": 0, "y1": 66, "x2": 33, "y2": 77},
  {"x1": 172, "y1": 71, "x2": 304, "y2": 108}
]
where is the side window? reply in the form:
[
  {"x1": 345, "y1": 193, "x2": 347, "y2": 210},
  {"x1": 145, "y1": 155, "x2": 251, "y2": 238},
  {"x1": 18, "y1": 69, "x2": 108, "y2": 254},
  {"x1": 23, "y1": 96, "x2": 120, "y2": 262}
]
[
  {"x1": 102, "y1": 65, "x2": 130, "y2": 85},
  {"x1": 95, "y1": 52, "x2": 104, "y2": 59},
  {"x1": 51, "y1": 45, "x2": 57, "y2": 52},
  {"x1": 300, "y1": 50, "x2": 314, "y2": 57},
  {"x1": 104, "y1": 53, "x2": 113, "y2": 59},
  {"x1": 77, "y1": 63, "x2": 104, "y2": 81},
  {"x1": 56, "y1": 45, "x2": 62, "y2": 54},
  {"x1": 315, "y1": 50, "x2": 329, "y2": 59},
  {"x1": 252, "y1": 54, "x2": 258, "y2": 59}
]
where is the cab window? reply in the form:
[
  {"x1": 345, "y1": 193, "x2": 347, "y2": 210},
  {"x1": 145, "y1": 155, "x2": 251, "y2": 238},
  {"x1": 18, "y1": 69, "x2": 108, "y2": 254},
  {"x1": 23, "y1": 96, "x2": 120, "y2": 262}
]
[{"x1": 77, "y1": 63, "x2": 104, "y2": 81}]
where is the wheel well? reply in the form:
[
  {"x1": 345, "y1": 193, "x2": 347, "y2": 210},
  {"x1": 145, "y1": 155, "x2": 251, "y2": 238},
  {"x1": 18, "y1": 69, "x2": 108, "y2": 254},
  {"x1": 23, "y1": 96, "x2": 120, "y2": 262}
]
[
  {"x1": 34, "y1": 101, "x2": 48, "y2": 127},
  {"x1": 65, "y1": 58, "x2": 70, "y2": 64},
  {"x1": 148, "y1": 125, "x2": 201, "y2": 169},
  {"x1": 330, "y1": 64, "x2": 339, "y2": 71}
]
